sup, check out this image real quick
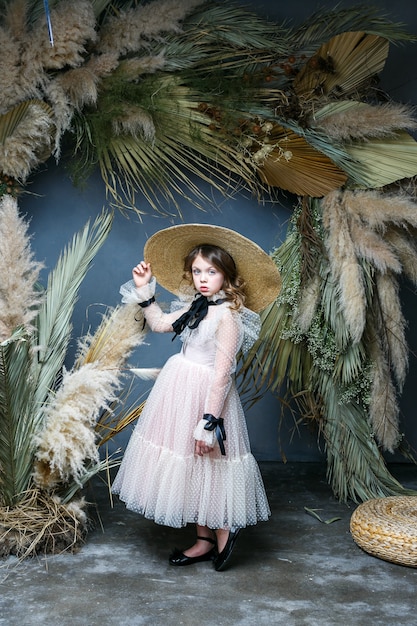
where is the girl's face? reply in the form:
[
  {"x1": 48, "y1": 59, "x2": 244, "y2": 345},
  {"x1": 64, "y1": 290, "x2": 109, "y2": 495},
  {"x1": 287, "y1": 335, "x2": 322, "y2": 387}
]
[{"x1": 191, "y1": 254, "x2": 224, "y2": 297}]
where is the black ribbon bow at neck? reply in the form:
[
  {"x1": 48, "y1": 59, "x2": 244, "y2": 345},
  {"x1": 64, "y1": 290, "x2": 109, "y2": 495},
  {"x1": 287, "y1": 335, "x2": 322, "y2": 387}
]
[
  {"x1": 203, "y1": 413, "x2": 226, "y2": 455},
  {"x1": 172, "y1": 294, "x2": 220, "y2": 339}
]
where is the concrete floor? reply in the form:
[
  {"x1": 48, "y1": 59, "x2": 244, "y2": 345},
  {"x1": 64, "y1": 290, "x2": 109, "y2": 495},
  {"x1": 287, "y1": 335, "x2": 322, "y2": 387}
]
[{"x1": 1, "y1": 462, "x2": 416, "y2": 626}]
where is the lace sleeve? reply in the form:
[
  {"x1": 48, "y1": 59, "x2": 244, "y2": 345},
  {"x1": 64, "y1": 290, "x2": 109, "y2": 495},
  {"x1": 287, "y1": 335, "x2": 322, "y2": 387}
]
[
  {"x1": 203, "y1": 307, "x2": 241, "y2": 418},
  {"x1": 119, "y1": 277, "x2": 188, "y2": 333},
  {"x1": 240, "y1": 307, "x2": 261, "y2": 353}
]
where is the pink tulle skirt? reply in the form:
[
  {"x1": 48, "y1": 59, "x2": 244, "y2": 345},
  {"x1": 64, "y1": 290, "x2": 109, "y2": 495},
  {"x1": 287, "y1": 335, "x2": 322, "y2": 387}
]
[{"x1": 112, "y1": 352, "x2": 270, "y2": 529}]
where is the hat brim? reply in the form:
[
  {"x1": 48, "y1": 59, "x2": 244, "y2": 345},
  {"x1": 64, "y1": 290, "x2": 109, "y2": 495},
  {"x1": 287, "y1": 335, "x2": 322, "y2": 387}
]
[{"x1": 144, "y1": 224, "x2": 281, "y2": 312}]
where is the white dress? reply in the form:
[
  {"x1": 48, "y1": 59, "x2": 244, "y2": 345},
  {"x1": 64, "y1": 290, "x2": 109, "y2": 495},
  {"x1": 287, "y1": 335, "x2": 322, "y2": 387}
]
[{"x1": 112, "y1": 278, "x2": 271, "y2": 530}]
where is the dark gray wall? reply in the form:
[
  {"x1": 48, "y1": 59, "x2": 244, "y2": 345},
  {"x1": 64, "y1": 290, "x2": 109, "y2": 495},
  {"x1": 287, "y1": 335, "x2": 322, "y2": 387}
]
[{"x1": 20, "y1": 0, "x2": 417, "y2": 462}]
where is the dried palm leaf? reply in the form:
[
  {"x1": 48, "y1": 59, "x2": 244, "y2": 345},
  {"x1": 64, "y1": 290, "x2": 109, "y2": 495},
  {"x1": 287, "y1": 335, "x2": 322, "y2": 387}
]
[
  {"x1": 96, "y1": 401, "x2": 145, "y2": 447},
  {"x1": 344, "y1": 131, "x2": 417, "y2": 187},
  {"x1": 293, "y1": 32, "x2": 389, "y2": 98},
  {"x1": 0, "y1": 99, "x2": 53, "y2": 144},
  {"x1": 255, "y1": 126, "x2": 347, "y2": 196}
]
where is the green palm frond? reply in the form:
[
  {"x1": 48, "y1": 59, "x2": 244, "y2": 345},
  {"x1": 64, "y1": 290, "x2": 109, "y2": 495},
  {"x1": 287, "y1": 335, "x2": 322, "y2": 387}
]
[
  {"x1": 0, "y1": 328, "x2": 36, "y2": 506},
  {"x1": 32, "y1": 210, "x2": 113, "y2": 424},
  {"x1": 71, "y1": 74, "x2": 260, "y2": 212},
  {"x1": 322, "y1": 384, "x2": 413, "y2": 502},
  {"x1": 292, "y1": 5, "x2": 415, "y2": 56},
  {"x1": 181, "y1": 3, "x2": 290, "y2": 53}
]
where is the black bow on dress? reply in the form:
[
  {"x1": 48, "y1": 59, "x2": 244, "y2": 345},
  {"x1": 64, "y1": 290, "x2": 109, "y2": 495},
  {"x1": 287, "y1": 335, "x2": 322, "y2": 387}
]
[{"x1": 172, "y1": 295, "x2": 223, "y2": 339}]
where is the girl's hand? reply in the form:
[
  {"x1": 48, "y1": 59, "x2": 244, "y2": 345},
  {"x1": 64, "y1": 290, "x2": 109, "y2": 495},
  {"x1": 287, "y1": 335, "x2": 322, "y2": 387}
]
[
  {"x1": 195, "y1": 440, "x2": 214, "y2": 456},
  {"x1": 133, "y1": 261, "x2": 152, "y2": 288}
]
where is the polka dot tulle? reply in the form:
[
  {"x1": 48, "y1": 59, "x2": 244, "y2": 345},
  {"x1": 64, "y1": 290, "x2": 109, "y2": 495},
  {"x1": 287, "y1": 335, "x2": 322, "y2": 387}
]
[{"x1": 112, "y1": 282, "x2": 270, "y2": 529}]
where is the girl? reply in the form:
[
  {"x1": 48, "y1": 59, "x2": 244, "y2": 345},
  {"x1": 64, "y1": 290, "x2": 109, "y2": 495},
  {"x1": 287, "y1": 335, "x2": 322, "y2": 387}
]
[{"x1": 112, "y1": 223, "x2": 281, "y2": 571}]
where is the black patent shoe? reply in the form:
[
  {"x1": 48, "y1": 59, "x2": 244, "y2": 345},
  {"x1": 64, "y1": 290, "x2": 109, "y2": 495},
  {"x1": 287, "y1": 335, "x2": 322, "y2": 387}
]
[
  {"x1": 169, "y1": 536, "x2": 216, "y2": 566},
  {"x1": 213, "y1": 528, "x2": 241, "y2": 572}
]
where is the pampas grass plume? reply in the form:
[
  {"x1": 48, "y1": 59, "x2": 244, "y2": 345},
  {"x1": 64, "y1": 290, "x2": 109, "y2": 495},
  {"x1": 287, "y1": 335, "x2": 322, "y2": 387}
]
[
  {"x1": 322, "y1": 191, "x2": 366, "y2": 343},
  {"x1": 34, "y1": 364, "x2": 120, "y2": 487},
  {"x1": 98, "y1": 0, "x2": 204, "y2": 55},
  {"x1": 316, "y1": 102, "x2": 417, "y2": 141},
  {"x1": 0, "y1": 196, "x2": 43, "y2": 341},
  {"x1": 368, "y1": 331, "x2": 400, "y2": 452},
  {"x1": 376, "y1": 272, "x2": 408, "y2": 390}
]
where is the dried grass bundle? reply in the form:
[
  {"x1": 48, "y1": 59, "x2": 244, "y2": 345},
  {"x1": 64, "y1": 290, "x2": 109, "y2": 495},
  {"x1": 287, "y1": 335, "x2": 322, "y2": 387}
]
[
  {"x1": 55, "y1": 68, "x2": 100, "y2": 109},
  {"x1": 0, "y1": 196, "x2": 43, "y2": 341},
  {"x1": 385, "y1": 227, "x2": 417, "y2": 285},
  {"x1": 345, "y1": 190, "x2": 417, "y2": 231},
  {"x1": 0, "y1": 31, "x2": 23, "y2": 113},
  {"x1": 349, "y1": 220, "x2": 402, "y2": 275},
  {"x1": 98, "y1": 0, "x2": 204, "y2": 55},
  {"x1": 0, "y1": 489, "x2": 87, "y2": 558},
  {"x1": 24, "y1": 1, "x2": 96, "y2": 72},
  {"x1": 33, "y1": 364, "x2": 120, "y2": 489},
  {"x1": 322, "y1": 191, "x2": 366, "y2": 343},
  {"x1": 0, "y1": 102, "x2": 54, "y2": 180},
  {"x1": 294, "y1": 273, "x2": 321, "y2": 332},
  {"x1": 315, "y1": 102, "x2": 417, "y2": 142},
  {"x1": 76, "y1": 303, "x2": 145, "y2": 369},
  {"x1": 368, "y1": 324, "x2": 400, "y2": 452},
  {"x1": 34, "y1": 303, "x2": 147, "y2": 490},
  {"x1": 112, "y1": 106, "x2": 156, "y2": 142},
  {"x1": 375, "y1": 272, "x2": 408, "y2": 390},
  {"x1": 3, "y1": 0, "x2": 27, "y2": 40}
]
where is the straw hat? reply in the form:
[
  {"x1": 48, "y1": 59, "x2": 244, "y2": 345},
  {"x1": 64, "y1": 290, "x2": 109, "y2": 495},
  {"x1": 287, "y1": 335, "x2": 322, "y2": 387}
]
[{"x1": 144, "y1": 223, "x2": 281, "y2": 312}]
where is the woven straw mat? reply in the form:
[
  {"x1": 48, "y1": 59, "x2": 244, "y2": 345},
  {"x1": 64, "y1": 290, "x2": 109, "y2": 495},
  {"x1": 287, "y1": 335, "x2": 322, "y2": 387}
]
[{"x1": 350, "y1": 496, "x2": 417, "y2": 567}]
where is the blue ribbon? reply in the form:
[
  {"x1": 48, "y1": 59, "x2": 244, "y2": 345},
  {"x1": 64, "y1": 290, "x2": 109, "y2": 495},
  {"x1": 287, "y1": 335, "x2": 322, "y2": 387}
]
[
  {"x1": 203, "y1": 414, "x2": 226, "y2": 456},
  {"x1": 43, "y1": 0, "x2": 54, "y2": 46}
]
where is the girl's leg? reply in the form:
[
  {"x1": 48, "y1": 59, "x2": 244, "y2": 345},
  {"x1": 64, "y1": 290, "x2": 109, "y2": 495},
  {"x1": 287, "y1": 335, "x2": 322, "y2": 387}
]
[
  {"x1": 182, "y1": 524, "x2": 216, "y2": 557},
  {"x1": 215, "y1": 528, "x2": 229, "y2": 553},
  {"x1": 213, "y1": 527, "x2": 241, "y2": 571}
]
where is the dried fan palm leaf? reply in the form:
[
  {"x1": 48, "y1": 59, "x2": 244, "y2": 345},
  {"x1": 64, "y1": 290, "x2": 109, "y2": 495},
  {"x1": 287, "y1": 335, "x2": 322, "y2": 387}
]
[
  {"x1": 344, "y1": 131, "x2": 417, "y2": 187},
  {"x1": 0, "y1": 99, "x2": 53, "y2": 144},
  {"x1": 293, "y1": 32, "x2": 389, "y2": 98},
  {"x1": 256, "y1": 127, "x2": 347, "y2": 196}
]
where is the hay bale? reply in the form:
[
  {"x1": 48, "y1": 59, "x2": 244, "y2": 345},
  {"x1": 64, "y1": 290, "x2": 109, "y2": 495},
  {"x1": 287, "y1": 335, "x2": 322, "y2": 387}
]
[
  {"x1": 0, "y1": 489, "x2": 87, "y2": 558},
  {"x1": 350, "y1": 495, "x2": 417, "y2": 567}
]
